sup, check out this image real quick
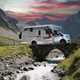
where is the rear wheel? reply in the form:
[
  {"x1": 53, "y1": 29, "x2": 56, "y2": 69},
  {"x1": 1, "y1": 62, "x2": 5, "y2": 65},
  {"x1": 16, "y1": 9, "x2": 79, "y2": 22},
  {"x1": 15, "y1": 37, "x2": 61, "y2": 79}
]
[{"x1": 31, "y1": 41, "x2": 37, "y2": 47}]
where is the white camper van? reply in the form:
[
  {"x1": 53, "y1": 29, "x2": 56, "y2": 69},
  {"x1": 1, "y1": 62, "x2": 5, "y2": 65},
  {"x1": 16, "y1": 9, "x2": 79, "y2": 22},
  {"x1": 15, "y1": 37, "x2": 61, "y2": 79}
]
[{"x1": 20, "y1": 24, "x2": 71, "y2": 45}]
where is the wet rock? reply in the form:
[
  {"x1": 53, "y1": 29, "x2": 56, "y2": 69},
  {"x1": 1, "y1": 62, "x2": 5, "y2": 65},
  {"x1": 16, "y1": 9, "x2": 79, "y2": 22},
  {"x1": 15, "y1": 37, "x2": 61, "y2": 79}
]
[
  {"x1": 19, "y1": 75, "x2": 30, "y2": 80},
  {"x1": 16, "y1": 71, "x2": 20, "y2": 74},
  {"x1": 51, "y1": 67, "x2": 65, "y2": 77},
  {"x1": 0, "y1": 76, "x2": 4, "y2": 80},
  {"x1": 24, "y1": 62, "x2": 29, "y2": 65},
  {"x1": 51, "y1": 66, "x2": 57, "y2": 73},
  {"x1": 33, "y1": 63, "x2": 37, "y2": 67},
  {"x1": 33, "y1": 62, "x2": 41, "y2": 67},
  {"x1": 15, "y1": 56, "x2": 33, "y2": 65},
  {"x1": 28, "y1": 67, "x2": 34, "y2": 70},
  {"x1": 23, "y1": 67, "x2": 28, "y2": 71},
  {"x1": 57, "y1": 70, "x2": 65, "y2": 77},
  {"x1": 0, "y1": 62, "x2": 5, "y2": 71}
]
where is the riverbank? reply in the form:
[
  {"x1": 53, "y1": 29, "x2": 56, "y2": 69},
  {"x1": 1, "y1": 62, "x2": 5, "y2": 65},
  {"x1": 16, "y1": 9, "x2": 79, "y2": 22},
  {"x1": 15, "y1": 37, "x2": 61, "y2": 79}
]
[
  {"x1": 58, "y1": 48, "x2": 80, "y2": 80},
  {"x1": 0, "y1": 44, "x2": 32, "y2": 58},
  {"x1": 0, "y1": 44, "x2": 33, "y2": 80},
  {"x1": 0, "y1": 40, "x2": 79, "y2": 80}
]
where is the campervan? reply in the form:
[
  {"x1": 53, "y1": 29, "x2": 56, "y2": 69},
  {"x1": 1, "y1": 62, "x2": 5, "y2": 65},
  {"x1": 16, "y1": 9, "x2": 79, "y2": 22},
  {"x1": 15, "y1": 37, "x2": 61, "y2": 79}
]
[{"x1": 19, "y1": 24, "x2": 71, "y2": 45}]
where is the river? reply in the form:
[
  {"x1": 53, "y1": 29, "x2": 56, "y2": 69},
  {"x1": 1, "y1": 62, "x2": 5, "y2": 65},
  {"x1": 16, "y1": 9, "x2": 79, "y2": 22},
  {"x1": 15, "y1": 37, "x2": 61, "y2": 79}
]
[{"x1": 15, "y1": 62, "x2": 60, "y2": 80}]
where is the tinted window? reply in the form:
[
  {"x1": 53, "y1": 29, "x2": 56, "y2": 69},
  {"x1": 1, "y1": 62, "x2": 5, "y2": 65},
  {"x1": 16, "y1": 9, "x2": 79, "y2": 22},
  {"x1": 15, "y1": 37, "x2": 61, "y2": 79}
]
[{"x1": 29, "y1": 28, "x2": 33, "y2": 32}]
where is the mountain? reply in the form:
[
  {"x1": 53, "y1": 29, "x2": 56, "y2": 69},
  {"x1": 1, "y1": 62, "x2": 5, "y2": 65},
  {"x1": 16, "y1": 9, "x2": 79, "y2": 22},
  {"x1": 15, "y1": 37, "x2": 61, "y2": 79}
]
[
  {"x1": 0, "y1": 8, "x2": 19, "y2": 32},
  {"x1": 26, "y1": 17, "x2": 54, "y2": 25},
  {"x1": 27, "y1": 12, "x2": 80, "y2": 40},
  {"x1": 63, "y1": 11, "x2": 80, "y2": 39},
  {"x1": 0, "y1": 9, "x2": 19, "y2": 39}
]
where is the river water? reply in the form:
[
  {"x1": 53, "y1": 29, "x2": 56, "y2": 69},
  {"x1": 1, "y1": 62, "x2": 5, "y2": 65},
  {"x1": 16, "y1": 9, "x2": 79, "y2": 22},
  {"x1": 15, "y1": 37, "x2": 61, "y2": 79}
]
[{"x1": 15, "y1": 62, "x2": 60, "y2": 80}]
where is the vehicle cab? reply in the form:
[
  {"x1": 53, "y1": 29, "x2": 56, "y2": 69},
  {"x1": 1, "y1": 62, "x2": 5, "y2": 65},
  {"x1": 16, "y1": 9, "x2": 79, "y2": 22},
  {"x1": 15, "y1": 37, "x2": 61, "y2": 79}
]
[{"x1": 52, "y1": 30, "x2": 71, "y2": 45}]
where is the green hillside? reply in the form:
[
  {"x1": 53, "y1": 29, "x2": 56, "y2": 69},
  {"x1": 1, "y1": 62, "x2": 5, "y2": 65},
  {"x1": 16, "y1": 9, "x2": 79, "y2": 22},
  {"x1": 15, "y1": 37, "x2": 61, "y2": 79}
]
[
  {"x1": 0, "y1": 36, "x2": 19, "y2": 46},
  {"x1": 0, "y1": 44, "x2": 32, "y2": 58},
  {"x1": 59, "y1": 47, "x2": 80, "y2": 80},
  {"x1": 0, "y1": 36, "x2": 32, "y2": 58}
]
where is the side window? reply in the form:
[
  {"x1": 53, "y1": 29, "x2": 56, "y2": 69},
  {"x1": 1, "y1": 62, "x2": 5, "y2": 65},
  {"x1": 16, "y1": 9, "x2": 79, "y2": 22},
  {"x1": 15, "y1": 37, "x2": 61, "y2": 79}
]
[
  {"x1": 53, "y1": 30, "x2": 58, "y2": 36},
  {"x1": 45, "y1": 29, "x2": 48, "y2": 34},
  {"x1": 24, "y1": 28, "x2": 33, "y2": 32},
  {"x1": 58, "y1": 32, "x2": 63, "y2": 36},
  {"x1": 45, "y1": 28, "x2": 52, "y2": 34},
  {"x1": 45, "y1": 28, "x2": 52, "y2": 38},
  {"x1": 38, "y1": 30, "x2": 41, "y2": 36},
  {"x1": 29, "y1": 28, "x2": 33, "y2": 32}
]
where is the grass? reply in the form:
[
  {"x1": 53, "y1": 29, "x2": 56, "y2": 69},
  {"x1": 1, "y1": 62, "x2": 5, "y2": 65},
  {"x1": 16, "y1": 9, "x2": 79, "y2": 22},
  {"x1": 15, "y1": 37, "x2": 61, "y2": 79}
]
[
  {"x1": 0, "y1": 35, "x2": 17, "y2": 40},
  {"x1": 58, "y1": 48, "x2": 80, "y2": 80},
  {"x1": 0, "y1": 44, "x2": 32, "y2": 58},
  {"x1": 0, "y1": 35, "x2": 32, "y2": 58},
  {"x1": 0, "y1": 35, "x2": 19, "y2": 46}
]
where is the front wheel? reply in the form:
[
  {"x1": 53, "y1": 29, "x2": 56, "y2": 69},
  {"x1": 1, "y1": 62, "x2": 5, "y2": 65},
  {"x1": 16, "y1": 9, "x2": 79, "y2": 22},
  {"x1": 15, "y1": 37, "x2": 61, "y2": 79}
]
[{"x1": 60, "y1": 39, "x2": 66, "y2": 46}]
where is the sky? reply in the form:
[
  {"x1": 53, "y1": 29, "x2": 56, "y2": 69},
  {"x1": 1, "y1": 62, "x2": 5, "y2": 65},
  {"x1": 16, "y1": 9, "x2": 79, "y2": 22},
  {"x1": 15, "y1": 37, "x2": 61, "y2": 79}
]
[{"x1": 0, "y1": 0, "x2": 80, "y2": 21}]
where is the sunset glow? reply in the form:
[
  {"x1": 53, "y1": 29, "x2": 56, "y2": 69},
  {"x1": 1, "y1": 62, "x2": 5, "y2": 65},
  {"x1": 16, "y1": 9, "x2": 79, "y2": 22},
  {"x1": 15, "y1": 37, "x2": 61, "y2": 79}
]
[{"x1": 1, "y1": 0, "x2": 80, "y2": 21}]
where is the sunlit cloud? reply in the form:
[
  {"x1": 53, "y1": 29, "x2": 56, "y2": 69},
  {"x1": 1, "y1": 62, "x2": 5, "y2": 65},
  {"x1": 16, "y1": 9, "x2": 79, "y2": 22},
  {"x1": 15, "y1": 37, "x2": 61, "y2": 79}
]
[{"x1": 2, "y1": 0, "x2": 80, "y2": 21}]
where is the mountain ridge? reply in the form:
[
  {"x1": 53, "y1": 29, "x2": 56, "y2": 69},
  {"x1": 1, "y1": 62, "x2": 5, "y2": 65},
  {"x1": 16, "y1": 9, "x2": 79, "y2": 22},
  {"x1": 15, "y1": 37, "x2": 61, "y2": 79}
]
[
  {"x1": 63, "y1": 11, "x2": 80, "y2": 39},
  {"x1": 0, "y1": 8, "x2": 19, "y2": 32},
  {"x1": 0, "y1": 8, "x2": 19, "y2": 39}
]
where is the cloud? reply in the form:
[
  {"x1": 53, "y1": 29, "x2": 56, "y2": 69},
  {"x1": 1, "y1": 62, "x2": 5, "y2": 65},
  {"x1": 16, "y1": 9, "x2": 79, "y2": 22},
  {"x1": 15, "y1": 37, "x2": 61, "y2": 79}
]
[
  {"x1": 31, "y1": 1, "x2": 80, "y2": 15},
  {"x1": 2, "y1": 0, "x2": 80, "y2": 21},
  {"x1": 21, "y1": 0, "x2": 80, "y2": 21},
  {"x1": 34, "y1": 0, "x2": 80, "y2": 3},
  {"x1": 0, "y1": 0, "x2": 8, "y2": 9}
]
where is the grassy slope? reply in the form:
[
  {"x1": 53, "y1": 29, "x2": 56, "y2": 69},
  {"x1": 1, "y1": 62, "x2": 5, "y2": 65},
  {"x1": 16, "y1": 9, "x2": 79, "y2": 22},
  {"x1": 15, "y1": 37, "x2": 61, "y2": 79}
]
[
  {"x1": 0, "y1": 44, "x2": 32, "y2": 58},
  {"x1": 59, "y1": 48, "x2": 80, "y2": 80},
  {"x1": 0, "y1": 36, "x2": 32, "y2": 58},
  {"x1": 0, "y1": 35, "x2": 18, "y2": 46}
]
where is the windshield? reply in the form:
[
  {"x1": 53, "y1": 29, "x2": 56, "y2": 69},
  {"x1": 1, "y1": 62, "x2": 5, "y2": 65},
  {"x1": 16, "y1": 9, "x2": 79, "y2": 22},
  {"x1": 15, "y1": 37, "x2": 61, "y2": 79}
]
[{"x1": 53, "y1": 30, "x2": 63, "y2": 36}]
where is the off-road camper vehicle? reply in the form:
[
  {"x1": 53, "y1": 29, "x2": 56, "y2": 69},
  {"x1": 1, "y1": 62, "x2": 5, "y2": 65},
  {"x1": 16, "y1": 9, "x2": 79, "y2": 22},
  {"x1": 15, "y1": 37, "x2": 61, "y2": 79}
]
[{"x1": 19, "y1": 24, "x2": 71, "y2": 46}]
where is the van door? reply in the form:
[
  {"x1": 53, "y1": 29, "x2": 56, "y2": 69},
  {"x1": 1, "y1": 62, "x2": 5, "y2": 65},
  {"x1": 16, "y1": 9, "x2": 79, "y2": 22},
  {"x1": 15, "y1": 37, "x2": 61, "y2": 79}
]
[
  {"x1": 43, "y1": 28, "x2": 52, "y2": 38},
  {"x1": 42, "y1": 28, "x2": 53, "y2": 44}
]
